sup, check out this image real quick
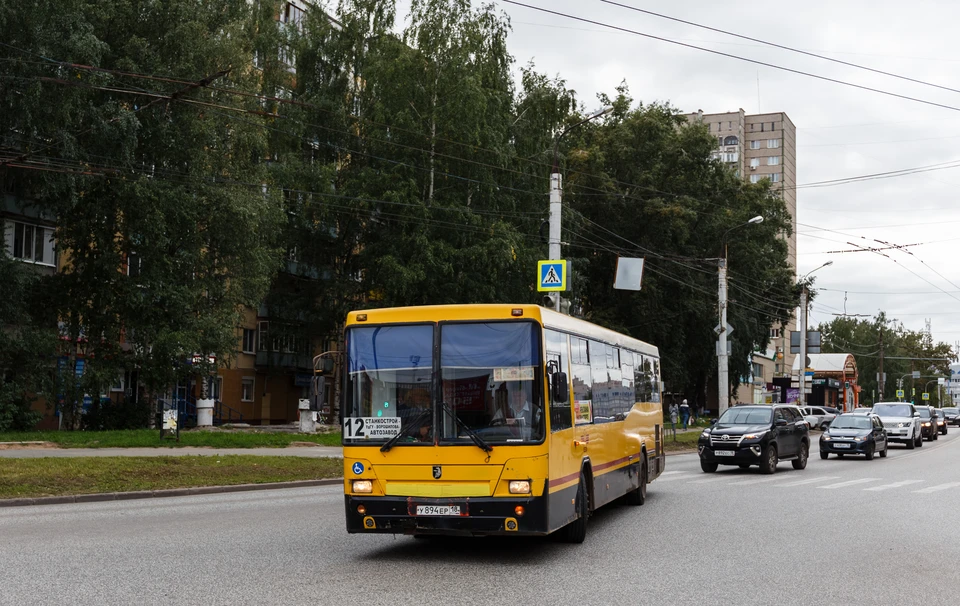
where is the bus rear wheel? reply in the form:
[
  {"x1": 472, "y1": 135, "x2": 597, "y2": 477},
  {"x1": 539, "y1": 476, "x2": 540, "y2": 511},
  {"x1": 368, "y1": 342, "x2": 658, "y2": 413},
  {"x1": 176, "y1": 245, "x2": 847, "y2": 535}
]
[
  {"x1": 561, "y1": 473, "x2": 589, "y2": 543},
  {"x1": 625, "y1": 458, "x2": 646, "y2": 506}
]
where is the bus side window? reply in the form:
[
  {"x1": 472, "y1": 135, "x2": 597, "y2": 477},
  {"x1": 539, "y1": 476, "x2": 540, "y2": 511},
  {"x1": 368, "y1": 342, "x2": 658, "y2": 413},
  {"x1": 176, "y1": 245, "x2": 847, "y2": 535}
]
[{"x1": 545, "y1": 330, "x2": 572, "y2": 432}]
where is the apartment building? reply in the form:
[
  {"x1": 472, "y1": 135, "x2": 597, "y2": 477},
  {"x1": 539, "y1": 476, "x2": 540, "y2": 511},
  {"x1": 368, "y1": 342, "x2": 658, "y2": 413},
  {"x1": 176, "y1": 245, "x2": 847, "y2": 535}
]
[{"x1": 685, "y1": 109, "x2": 798, "y2": 405}]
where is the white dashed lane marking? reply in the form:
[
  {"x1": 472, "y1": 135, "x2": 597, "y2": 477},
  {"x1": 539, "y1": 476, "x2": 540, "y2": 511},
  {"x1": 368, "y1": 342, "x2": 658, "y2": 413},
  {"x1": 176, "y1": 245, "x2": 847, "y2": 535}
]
[
  {"x1": 818, "y1": 478, "x2": 880, "y2": 490},
  {"x1": 863, "y1": 480, "x2": 924, "y2": 492},
  {"x1": 913, "y1": 482, "x2": 960, "y2": 494},
  {"x1": 772, "y1": 476, "x2": 839, "y2": 487}
]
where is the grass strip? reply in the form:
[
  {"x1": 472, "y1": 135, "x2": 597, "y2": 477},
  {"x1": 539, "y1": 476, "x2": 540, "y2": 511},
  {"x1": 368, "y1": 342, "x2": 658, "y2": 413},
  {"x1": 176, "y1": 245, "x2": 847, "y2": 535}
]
[
  {"x1": 0, "y1": 455, "x2": 343, "y2": 499},
  {"x1": 0, "y1": 429, "x2": 342, "y2": 449},
  {"x1": 662, "y1": 430, "x2": 701, "y2": 452}
]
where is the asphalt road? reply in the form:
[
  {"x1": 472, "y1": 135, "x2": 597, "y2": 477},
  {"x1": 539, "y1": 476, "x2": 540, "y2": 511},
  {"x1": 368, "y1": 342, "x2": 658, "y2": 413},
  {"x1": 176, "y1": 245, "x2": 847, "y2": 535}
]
[{"x1": 3, "y1": 430, "x2": 960, "y2": 606}]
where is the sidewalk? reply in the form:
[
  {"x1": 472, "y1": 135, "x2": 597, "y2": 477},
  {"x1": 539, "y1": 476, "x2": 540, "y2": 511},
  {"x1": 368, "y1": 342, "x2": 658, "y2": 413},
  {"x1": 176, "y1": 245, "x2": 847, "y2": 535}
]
[{"x1": 0, "y1": 446, "x2": 344, "y2": 459}]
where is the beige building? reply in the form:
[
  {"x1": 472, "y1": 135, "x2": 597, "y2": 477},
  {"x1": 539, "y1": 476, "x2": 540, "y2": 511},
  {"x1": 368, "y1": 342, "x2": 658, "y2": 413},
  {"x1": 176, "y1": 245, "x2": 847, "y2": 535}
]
[{"x1": 685, "y1": 109, "x2": 798, "y2": 405}]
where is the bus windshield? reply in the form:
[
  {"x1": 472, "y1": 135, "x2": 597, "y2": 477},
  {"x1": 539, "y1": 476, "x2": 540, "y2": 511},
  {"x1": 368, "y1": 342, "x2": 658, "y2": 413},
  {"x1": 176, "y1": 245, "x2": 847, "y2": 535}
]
[
  {"x1": 343, "y1": 321, "x2": 544, "y2": 445},
  {"x1": 440, "y1": 321, "x2": 543, "y2": 443},
  {"x1": 345, "y1": 324, "x2": 435, "y2": 443}
]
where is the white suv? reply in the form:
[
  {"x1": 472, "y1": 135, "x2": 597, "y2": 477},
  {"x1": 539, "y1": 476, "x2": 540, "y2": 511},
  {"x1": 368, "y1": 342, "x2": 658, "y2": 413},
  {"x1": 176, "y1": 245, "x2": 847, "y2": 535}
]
[{"x1": 871, "y1": 402, "x2": 922, "y2": 449}]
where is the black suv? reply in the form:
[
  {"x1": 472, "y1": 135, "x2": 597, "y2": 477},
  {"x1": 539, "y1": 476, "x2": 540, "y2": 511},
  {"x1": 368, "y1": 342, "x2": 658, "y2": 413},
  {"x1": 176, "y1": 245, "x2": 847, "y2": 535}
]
[
  {"x1": 698, "y1": 405, "x2": 810, "y2": 474},
  {"x1": 916, "y1": 405, "x2": 939, "y2": 441}
]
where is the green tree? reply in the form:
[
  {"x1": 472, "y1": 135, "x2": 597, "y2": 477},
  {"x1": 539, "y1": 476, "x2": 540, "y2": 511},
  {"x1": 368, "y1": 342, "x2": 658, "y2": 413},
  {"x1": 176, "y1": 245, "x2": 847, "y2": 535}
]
[{"x1": 0, "y1": 0, "x2": 284, "y2": 426}]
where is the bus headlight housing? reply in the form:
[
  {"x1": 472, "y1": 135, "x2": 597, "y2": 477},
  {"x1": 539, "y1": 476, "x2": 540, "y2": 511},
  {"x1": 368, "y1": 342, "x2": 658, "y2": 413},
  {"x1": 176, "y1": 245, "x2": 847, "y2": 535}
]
[
  {"x1": 352, "y1": 480, "x2": 373, "y2": 493},
  {"x1": 508, "y1": 480, "x2": 531, "y2": 494}
]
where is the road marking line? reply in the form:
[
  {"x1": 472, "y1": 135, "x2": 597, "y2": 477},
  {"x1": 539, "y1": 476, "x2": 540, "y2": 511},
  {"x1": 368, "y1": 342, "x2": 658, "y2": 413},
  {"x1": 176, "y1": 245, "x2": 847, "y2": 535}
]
[
  {"x1": 772, "y1": 476, "x2": 839, "y2": 487},
  {"x1": 660, "y1": 471, "x2": 684, "y2": 476},
  {"x1": 655, "y1": 473, "x2": 693, "y2": 482},
  {"x1": 687, "y1": 476, "x2": 732, "y2": 484},
  {"x1": 728, "y1": 476, "x2": 788, "y2": 486},
  {"x1": 913, "y1": 482, "x2": 960, "y2": 494},
  {"x1": 819, "y1": 478, "x2": 880, "y2": 490},
  {"x1": 863, "y1": 480, "x2": 923, "y2": 492}
]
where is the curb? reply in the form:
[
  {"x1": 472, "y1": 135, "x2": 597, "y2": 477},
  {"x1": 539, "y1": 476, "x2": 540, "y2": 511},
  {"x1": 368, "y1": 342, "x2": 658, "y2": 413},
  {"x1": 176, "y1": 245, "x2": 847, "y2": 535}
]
[{"x1": 0, "y1": 478, "x2": 344, "y2": 508}]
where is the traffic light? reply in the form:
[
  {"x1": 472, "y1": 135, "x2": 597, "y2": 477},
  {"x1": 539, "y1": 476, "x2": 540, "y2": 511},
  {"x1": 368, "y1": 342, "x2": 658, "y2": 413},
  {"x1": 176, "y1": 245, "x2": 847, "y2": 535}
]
[{"x1": 542, "y1": 293, "x2": 559, "y2": 308}]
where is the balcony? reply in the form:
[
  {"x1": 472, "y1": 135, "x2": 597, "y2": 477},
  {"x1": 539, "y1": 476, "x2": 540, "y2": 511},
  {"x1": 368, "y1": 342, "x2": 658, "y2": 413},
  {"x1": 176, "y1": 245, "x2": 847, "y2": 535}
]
[{"x1": 256, "y1": 350, "x2": 313, "y2": 370}]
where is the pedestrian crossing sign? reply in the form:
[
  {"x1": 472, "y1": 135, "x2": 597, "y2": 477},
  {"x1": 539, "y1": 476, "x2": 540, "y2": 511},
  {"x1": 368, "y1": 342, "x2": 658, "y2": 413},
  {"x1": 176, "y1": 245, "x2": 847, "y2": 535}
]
[
  {"x1": 922, "y1": 392, "x2": 930, "y2": 401},
  {"x1": 896, "y1": 389, "x2": 904, "y2": 399},
  {"x1": 537, "y1": 260, "x2": 568, "y2": 292}
]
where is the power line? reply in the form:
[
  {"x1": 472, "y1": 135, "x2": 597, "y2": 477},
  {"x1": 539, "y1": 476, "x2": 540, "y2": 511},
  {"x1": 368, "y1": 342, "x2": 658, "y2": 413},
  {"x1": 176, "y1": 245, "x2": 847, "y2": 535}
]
[
  {"x1": 599, "y1": 1, "x2": 960, "y2": 97},
  {"x1": 502, "y1": 1, "x2": 960, "y2": 114}
]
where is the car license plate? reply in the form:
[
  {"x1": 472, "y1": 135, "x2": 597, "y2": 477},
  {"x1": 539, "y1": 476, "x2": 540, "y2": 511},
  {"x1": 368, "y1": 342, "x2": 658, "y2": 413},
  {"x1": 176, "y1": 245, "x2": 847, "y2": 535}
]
[
  {"x1": 416, "y1": 505, "x2": 461, "y2": 516},
  {"x1": 714, "y1": 450, "x2": 735, "y2": 457},
  {"x1": 834, "y1": 443, "x2": 851, "y2": 449}
]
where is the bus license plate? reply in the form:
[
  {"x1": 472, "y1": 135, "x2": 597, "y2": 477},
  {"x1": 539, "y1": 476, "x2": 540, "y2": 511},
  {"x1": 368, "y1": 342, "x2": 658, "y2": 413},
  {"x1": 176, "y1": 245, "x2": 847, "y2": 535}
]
[
  {"x1": 714, "y1": 450, "x2": 735, "y2": 457},
  {"x1": 416, "y1": 505, "x2": 461, "y2": 516}
]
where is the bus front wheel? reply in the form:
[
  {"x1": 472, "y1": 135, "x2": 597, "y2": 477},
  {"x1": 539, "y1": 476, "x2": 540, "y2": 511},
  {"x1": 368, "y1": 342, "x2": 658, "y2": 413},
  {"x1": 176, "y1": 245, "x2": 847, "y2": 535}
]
[{"x1": 561, "y1": 473, "x2": 589, "y2": 543}]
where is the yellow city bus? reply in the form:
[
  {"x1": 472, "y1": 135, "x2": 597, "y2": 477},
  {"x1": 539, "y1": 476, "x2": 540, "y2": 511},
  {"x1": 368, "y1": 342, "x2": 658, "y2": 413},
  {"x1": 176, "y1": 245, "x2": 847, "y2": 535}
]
[{"x1": 341, "y1": 304, "x2": 665, "y2": 542}]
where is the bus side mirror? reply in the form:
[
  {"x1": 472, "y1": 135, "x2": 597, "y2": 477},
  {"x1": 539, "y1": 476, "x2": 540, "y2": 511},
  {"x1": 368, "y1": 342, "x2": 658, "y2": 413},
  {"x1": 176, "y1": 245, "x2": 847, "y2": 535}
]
[{"x1": 552, "y1": 372, "x2": 569, "y2": 403}]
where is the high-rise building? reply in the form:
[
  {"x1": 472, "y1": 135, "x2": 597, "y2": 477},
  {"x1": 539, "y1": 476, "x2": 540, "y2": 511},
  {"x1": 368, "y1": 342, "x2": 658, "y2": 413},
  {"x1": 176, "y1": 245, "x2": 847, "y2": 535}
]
[{"x1": 684, "y1": 109, "x2": 798, "y2": 405}]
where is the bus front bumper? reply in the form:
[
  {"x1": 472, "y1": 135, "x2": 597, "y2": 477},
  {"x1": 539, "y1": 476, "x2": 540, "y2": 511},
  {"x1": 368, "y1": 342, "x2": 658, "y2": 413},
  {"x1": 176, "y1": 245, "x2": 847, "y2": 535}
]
[{"x1": 345, "y1": 495, "x2": 548, "y2": 536}]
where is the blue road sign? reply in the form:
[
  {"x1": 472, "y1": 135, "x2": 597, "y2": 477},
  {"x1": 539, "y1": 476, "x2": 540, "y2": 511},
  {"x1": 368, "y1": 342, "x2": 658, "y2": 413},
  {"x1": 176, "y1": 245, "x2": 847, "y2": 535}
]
[{"x1": 538, "y1": 260, "x2": 567, "y2": 292}]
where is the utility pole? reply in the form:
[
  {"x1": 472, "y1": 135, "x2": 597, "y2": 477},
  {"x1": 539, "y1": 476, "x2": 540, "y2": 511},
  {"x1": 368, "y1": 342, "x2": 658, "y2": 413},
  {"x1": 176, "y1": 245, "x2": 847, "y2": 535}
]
[
  {"x1": 798, "y1": 287, "x2": 808, "y2": 408},
  {"x1": 878, "y1": 325, "x2": 884, "y2": 400},
  {"x1": 548, "y1": 173, "x2": 562, "y2": 312},
  {"x1": 718, "y1": 258, "x2": 729, "y2": 415}
]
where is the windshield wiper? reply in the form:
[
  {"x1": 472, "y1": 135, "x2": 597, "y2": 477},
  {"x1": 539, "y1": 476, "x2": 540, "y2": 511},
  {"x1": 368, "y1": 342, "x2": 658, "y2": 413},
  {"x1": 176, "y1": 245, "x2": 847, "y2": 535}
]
[
  {"x1": 441, "y1": 401, "x2": 492, "y2": 453},
  {"x1": 380, "y1": 409, "x2": 431, "y2": 453}
]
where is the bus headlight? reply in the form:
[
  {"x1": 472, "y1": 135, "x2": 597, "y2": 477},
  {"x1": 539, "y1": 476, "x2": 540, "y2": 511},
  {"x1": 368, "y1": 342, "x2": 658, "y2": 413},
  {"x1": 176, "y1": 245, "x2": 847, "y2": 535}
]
[
  {"x1": 509, "y1": 480, "x2": 531, "y2": 494},
  {"x1": 352, "y1": 480, "x2": 373, "y2": 493}
]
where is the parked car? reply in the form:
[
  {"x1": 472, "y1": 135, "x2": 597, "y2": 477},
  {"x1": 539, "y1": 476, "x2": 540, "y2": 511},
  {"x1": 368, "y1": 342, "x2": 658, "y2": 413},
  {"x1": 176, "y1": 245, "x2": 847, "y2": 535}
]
[
  {"x1": 698, "y1": 405, "x2": 810, "y2": 474},
  {"x1": 801, "y1": 406, "x2": 836, "y2": 430},
  {"x1": 871, "y1": 402, "x2": 922, "y2": 449},
  {"x1": 940, "y1": 407, "x2": 960, "y2": 426},
  {"x1": 852, "y1": 407, "x2": 872, "y2": 415},
  {"x1": 933, "y1": 408, "x2": 948, "y2": 435},
  {"x1": 821, "y1": 406, "x2": 842, "y2": 417},
  {"x1": 916, "y1": 405, "x2": 938, "y2": 441},
  {"x1": 820, "y1": 413, "x2": 887, "y2": 460}
]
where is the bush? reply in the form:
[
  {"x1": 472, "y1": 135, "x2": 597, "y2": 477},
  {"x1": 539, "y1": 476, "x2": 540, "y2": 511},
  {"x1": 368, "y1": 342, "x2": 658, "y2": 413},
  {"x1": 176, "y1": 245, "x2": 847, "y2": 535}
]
[
  {"x1": 81, "y1": 397, "x2": 152, "y2": 431},
  {"x1": 0, "y1": 386, "x2": 43, "y2": 432}
]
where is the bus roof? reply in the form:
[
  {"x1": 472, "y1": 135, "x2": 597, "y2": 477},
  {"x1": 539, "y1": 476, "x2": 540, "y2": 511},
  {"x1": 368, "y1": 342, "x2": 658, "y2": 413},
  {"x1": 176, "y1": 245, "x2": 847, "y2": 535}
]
[{"x1": 346, "y1": 304, "x2": 660, "y2": 358}]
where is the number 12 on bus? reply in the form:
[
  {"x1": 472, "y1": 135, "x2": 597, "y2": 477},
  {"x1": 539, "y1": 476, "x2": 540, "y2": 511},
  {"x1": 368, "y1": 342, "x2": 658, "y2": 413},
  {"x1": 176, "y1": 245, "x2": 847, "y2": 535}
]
[{"x1": 341, "y1": 304, "x2": 665, "y2": 543}]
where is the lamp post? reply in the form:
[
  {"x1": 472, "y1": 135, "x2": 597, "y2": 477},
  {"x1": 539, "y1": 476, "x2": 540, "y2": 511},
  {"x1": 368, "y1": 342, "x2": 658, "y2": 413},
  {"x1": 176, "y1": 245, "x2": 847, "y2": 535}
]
[
  {"x1": 548, "y1": 107, "x2": 612, "y2": 311},
  {"x1": 797, "y1": 261, "x2": 834, "y2": 408},
  {"x1": 717, "y1": 215, "x2": 764, "y2": 416}
]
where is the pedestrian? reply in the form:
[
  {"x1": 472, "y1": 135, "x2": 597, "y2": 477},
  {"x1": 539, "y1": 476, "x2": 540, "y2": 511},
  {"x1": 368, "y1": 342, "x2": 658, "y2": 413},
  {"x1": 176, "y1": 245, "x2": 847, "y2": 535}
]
[
  {"x1": 669, "y1": 401, "x2": 679, "y2": 438},
  {"x1": 679, "y1": 398, "x2": 691, "y2": 430}
]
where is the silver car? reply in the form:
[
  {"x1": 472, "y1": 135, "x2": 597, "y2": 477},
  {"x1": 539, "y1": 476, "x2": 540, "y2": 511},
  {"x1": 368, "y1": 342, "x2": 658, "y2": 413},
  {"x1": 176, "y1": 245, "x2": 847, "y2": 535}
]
[{"x1": 871, "y1": 402, "x2": 922, "y2": 449}]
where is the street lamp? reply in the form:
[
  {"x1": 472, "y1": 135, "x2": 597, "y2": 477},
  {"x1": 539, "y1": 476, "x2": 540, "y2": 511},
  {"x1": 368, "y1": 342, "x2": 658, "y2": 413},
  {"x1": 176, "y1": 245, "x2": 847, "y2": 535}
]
[
  {"x1": 717, "y1": 215, "x2": 765, "y2": 416},
  {"x1": 797, "y1": 260, "x2": 834, "y2": 409},
  {"x1": 547, "y1": 107, "x2": 613, "y2": 311}
]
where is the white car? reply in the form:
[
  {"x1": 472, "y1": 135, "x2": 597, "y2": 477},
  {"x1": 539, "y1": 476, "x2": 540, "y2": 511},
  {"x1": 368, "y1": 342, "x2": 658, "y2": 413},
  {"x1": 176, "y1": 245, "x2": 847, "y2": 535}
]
[
  {"x1": 801, "y1": 406, "x2": 837, "y2": 430},
  {"x1": 871, "y1": 402, "x2": 922, "y2": 449}
]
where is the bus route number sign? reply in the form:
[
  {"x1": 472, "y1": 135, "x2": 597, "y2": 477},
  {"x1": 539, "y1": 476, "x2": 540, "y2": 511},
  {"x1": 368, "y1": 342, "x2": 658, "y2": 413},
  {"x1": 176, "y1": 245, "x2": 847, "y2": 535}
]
[{"x1": 343, "y1": 417, "x2": 401, "y2": 439}]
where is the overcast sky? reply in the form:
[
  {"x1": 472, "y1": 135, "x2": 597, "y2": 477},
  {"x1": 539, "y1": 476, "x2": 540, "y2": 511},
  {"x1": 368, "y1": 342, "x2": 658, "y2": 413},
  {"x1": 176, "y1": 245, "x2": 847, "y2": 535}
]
[{"x1": 396, "y1": 0, "x2": 960, "y2": 350}]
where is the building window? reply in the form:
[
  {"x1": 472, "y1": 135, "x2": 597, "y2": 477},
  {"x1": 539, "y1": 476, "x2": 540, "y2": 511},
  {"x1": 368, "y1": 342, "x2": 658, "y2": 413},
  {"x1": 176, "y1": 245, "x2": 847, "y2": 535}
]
[
  {"x1": 771, "y1": 173, "x2": 781, "y2": 182},
  {"x1": 241, "y1": 377, "x2": 255, "y2": 402},
  {"x1": 767, "y1": 139, "x2": 781, "y2": 148},
  {"x1": 5, "y1": 220, "x2": 55, "y2": 266},
  {"x1": 110, "y1": 373, "x2": 125, "y2": 393},
  {"x1": 282, "y1": 3, "x2": 305, "y2": 28},
  {"x1": 750, "y1": 123, "x2": 755, "y2": 131},
  {"x1": 760, "y1": 123, "x2": 764, "y2": 132},
  {"x1": 768, "y1": 156, "x2": 780, "y2": 166},
  {"x1": 749, "y1": 158, "x2": 760, "y2": 168},
  {"x1": 211, "y1": 376, "x2": 223, "y2": 401},
  {"x1": 728, "y1": 121, "x2": 732, "y2": 130},
  {"x1": 258, "y1": 321, "x2": 269, "y2": 351},
  {"x1": 750, "y1": 140, "x2": 761, "y2": 150},
  {"x1": 771, "y1": 122, "x2": 775, "y2": 130},
  {"x1": 769, "y1": 328, "x2": 781, "y2": 339},
  {"x1": 750, "y1": 174, "x2": 761, "y2": 183},
  {"x1": 242, "y1": 328, "x2": 256, "y2": 354},
  {"x1": 723, "y1": 135, "x2": 739, "y2": 146}
]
